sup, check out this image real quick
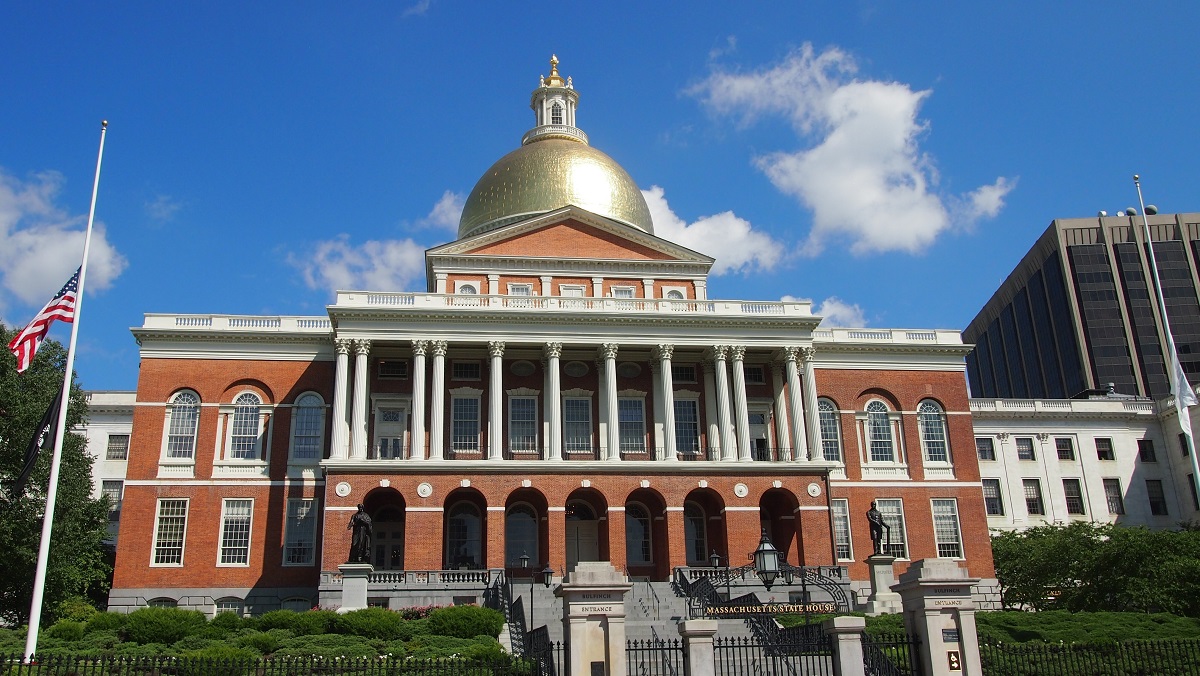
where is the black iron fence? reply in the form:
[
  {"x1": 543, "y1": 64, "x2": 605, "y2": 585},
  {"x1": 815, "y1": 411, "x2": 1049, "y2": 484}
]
[
  {"x1": 862, "y1": 632, "x2": 921, "y2": 676},
  {"x1": 2, "y1": 654, "x2": 546, "y2": 675},
  {"x1": 627, "y1": 635, "x2": 684, "y2": 676},
  {"x1": 714, "y1": 634, "x2": 835, "y2": 676},
  {"x1": 980, "y1": 639, "x2": 1200, "y2": 675}
]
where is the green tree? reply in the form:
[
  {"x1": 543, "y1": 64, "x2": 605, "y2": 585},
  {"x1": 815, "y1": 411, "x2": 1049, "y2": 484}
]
[{"x1": 0, "y1": 324, "x2": 112, "y2": 625}]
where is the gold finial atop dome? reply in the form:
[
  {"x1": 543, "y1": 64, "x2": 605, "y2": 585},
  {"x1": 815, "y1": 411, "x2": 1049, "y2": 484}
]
[{"x1": 543, "y1": 54, "x2": 566, "y2": 87}]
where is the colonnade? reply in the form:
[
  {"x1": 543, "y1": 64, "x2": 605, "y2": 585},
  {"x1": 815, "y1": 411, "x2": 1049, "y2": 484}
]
[{"x1": 328, "y1": 339, "x2": 821, "y2": 463}]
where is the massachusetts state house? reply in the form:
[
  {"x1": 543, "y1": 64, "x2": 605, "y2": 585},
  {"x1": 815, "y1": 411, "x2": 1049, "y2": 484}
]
[{"x1": 109, "y1": 57, "x2": 994, "y2": 614}]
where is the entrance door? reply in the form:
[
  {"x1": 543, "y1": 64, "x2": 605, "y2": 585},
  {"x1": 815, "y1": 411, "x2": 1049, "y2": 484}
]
[
  {"x1": 749, "y1": 412, "x2": 771, "y2": 461},
  {"x1": 565, "y1": 501, "x2": 600, "y2": 572},
  {"x1": 372, "y1": 508, "x2": 405, "y2": 570}
]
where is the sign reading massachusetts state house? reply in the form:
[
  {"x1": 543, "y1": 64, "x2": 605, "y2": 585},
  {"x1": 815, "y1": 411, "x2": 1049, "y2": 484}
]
[{"x1": 705, "y1": 602, "x2": 838, "y2": 617}]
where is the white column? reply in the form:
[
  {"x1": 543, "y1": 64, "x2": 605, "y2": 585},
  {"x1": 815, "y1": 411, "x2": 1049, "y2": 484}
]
[
  {"x1": 331, "y1": 339, "x2": 351, "y2": 460},
  {"x1": 350, "y1": 339, "x2": 371, "y2": 460},
  {"x1": 487, "y1": 274, "x2": 500, "y2": 296},
  {"x1": 784, "y1": 348, "x2": 809, "y2": 461},
  {"x1": 650, "y1": 361, "x2": 666, "y2": 456},
  {"x1": 771, "y1": 362, "x2": 791, "y2": 460},
  {"x1": 591, "y1": 277, "x2": 604, "y2": 297},
  {"x1": 596, "y1": 356, "x2": 610, "y2": 460},
  {"x1": 545, "y1": 342, "x2": 563, "y2": 461},
  {"x1": 488, "y1": 341, "x2": 505, "y2": 460},
  {"x1": 642, "y1": 278, "x2": 655, "y2": 299},
  {"x1": 713, "y1": 346, "x2": 736, "y2": 461},
  {"x1": 695, "y1": 279, "x2": 707, "y2": 301},
  {"x1": 730, "y1": 345, "x2": 752, "y2": 462},
  {"x1": 540, "y1": 275, "x2": 553, "y2": 297},
  {"x1": 410, "y1": 340, "x2": 428, "y2": 460},
  {"x1": 702, "y1": 362, "x2": 720, "y2": 461},
  {"x1": 601, "y1": 344, "x2": 620, "y2": 460},
  {"x1": 655, "y1": 344, "x2": 677, "y2": 461},
  {"x1": 800, "y1": 347, "x2": 822, "y2": 462},
  {"x1": 435, "y1": 273, "x2": 448, "y2": 294},
  {"x1": 429, "y1": 340, "x2": 447, "y2": 460}
]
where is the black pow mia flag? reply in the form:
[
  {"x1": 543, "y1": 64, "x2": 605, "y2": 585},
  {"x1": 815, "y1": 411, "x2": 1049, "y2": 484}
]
[{"x1": 10, "y1": 384, "x2": 63, "y2": 497}]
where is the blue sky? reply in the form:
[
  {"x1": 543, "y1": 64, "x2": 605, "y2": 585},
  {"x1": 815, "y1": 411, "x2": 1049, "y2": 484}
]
[{"x1": 4, "y1": 2, "x2": 1200, "y2": 392}]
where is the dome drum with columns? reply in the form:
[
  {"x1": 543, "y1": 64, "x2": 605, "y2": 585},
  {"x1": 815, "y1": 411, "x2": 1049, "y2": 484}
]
[{"x1": 110, "y1": 56, "x2": 995, "y2": 618}]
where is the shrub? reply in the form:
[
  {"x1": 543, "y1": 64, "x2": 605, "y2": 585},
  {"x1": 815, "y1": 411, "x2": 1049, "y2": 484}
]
[
  {"x1": 85, "y1": 612, "x2": 127, "y2": 633},
  {"x1": 291, "y1": 609, "x2": 337, "y2": 636},
  {"x1": 45, "y1": 619, "x2": 86, "y2": 642},
  {"x1": 182, "y1": 643, "x2": 261, "y2": 660},
  {"x1": 426, "y1": 605, "x2": 503, "y2": 639},
  {"x1": 272, "y1": 633, "x2": 379, "y2": 659},
  {"x1": 122, "y1": 607, "x2": 207, "y2": 645},
  {"x1": 209, "y1": 611, "x2": 244, "y2": 633},
  {"x1": 405, "y1": 634, "x2": 502, "y2": 659},
  {"x1": 109, "y1": 641, "x2": 178, "y2": 657},
  {"x1": 55, "y1": 597, "x2": 99, "y2": 623},
  {"x1": 255, "y1": 610, "x2": 302, "y2": 632},
  {"x1": 398, "y1": 604, "x2": 442, "y2": 620},
  {"x1": 235, "y1": 628, "x2": 291, "y2": 654},
  {"x1": 333, "y1": 608, "x2": 406, "y2": 640},
  {"x1": 399, "y1": 618, "x2": 430, "y2": 641}
]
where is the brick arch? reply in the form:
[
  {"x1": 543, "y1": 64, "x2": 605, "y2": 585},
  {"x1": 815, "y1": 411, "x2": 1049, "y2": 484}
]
[
  {"x1": 443, "y1": 487, "x2": 487, "y2": 569},
  {"x1": 759, "y1": 488, "x2": 801, "y2": 564},
  {"x1": 564, "y1": 488, "x2": 610, "y2": 567},
  {"x1": 362, "y1": 487, "x2": 406, "y2": 570},
  {"x1": 683, "y1": 488, "x2": 727, "y2": 567},
  {"x1": 505, "y1": 488, "x2": 549, "y2": 574},
  {"x1": 222, "y1": 378, "x2": 275, "y2": 404},
  {"x1": 625, "y1": 487, "x2": 669, "y2": 581},
  {"x1": 855, "y1": 387, "x2": 901, "y2": 411}
]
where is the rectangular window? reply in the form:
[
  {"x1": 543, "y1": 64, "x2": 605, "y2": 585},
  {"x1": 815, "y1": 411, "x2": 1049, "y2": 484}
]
[
  {"x1": 452, "y1": 361, "x2": 481, "y2": 380},
  {"x1": 1096, "y1": 438, "x2": 1115, "y2": 461},
  {"x1": 563, "y1": 398, "x2": 592, "y2": 452},
  {"x1": 1181, "y1": 433, "x2": 1191, "y2": 457},
  {"x1": 101, "y1": 480, "x2": 123, "y2": 521},
  {"x1": 560, "y1": 285, "x2": 585, "y2": 297},
  {"x1": 1138, "y1": 439, "x2": 1157, "y2": 463},
  {"x1": 671, "y1": 364, "x2": 697, "y2": 383},
  {"x1": 931, "y1": 499, "x2": 963, "y2": 558},
  {"x1": 451, "y1": 397, "x2": 480, "y2": 451},
  {"x1": 1016, "y1": 437, "x2": 1036, "y2": 461},
  {"x1": 1055, "y1": 438, "x2": 1075, "y2": 461},
  {"x1": 875, "y1": 499, "x2": 908, "y2": 559},
  {"x1": 1146, "y1": 480, "x2": 1169, "y2": 516},
  {"x1": 284, "y1": 499, "x2": 317, "y2": 566},
  {"x1": 611, "y1": 286, "x2": 635, "y2": 298},
  {"x1": 1063, "y1": 479, "x2": 1086, "y2": 515},
  {"x1": 674, "y1": 399, "x2": 701, "y2": 455},
  {"x1": 152, "y1": 499, "x2": 188, "y2": 566},
  {"x1": 1023, "y1": 479, "x2": 1044, "y2": 516},
  {"x1": 1103, "y1": 478, "x2": 1125, "y2": 515},
  {"x1": 617, "y1": 398, "x2": 646, "y2": 453},
  {"x1": 214, "y1": 599, "x2": 243, "y2": 616},
  {"x1": 377, "y1": 360, "x2": 408, "y2": 379},
  {"x1": 219, "y1": 499, "x2": 253, "y2": 566},
  {"x1": 106, "y1": 434, "x2": 130, "y2": 460},
  {"x1": 745, "y1": 366, "x2": 767, "y2": 385},
  {"x1": 975, "y1": 438, "x2": 995, "y2": 461},
  {"x1": 508, "y1": 284, "x2": 532, "y2": 296},
  {"x1": 831, "y1": 499, "x2": 853, "y2": 561},
  {"x1": 982, "y1": 478, "x2": 1004, "y2": 516},
  {"x1": 508, "y1": 396, "x2": 538, "y2": 452}
]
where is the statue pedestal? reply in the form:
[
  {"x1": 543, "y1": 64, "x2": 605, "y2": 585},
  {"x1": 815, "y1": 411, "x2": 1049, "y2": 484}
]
[
  {"x1": 864, "y1": 554, "x2": 902, "y2": 615},
  {"x1": 337, "y1": 563, "x2": 373, "y2": 614}
]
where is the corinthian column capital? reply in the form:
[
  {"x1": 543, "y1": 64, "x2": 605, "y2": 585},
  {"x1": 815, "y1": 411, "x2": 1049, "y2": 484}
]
[
  {"x1": 432, "y1": 340, "x2": 448, "y2": 357},
  {"x1": 544, "y1": 342, "x2": 563, "y2": 359},
  {"x1": 335, "y1": 338, "x2": 352, "y2": 355},
  {"x1": 412, "y1": 340, "x2": 429, "y2": 357},
  {"x1": 488, "y1": 341, "x2": 506, "y2": 358},
  {"x1": 353, "y1": 339, "x2": 372, "y2": 356},
  {"x1": 599, "y1": 343, "x2": 619, "y2": 360},
  {"x1": 653, "y1": 344, "x2": 674, "y2": 361}
]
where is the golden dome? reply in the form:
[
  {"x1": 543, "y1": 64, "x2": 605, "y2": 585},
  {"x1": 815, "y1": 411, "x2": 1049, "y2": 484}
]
[{"x1": 458, "y1": 139, "x2": 654, "y2": 239}]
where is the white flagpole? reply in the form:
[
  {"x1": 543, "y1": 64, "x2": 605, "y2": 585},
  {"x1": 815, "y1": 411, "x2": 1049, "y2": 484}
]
[
  {"x1": 23, "y1": 120, "x2": 108, "y2": 663},
  {"x1": 1133, "y1": 174, "x2": 1200, "y2": 512}
]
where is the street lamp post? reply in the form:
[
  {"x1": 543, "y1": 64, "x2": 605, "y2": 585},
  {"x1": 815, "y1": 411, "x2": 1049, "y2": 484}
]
[
  {"x1": 519, "y1": 551, "x2": 534, "y2": 629},
  {"x1": 751, "y1": 528, "x2": 781, "y2": 591},
  {"x1": 710, "y1": 550, "x2": 731, "y2": 601}
]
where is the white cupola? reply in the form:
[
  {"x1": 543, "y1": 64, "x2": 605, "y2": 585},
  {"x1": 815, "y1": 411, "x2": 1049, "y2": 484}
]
[{"x1": 522, "y1": 54, "x2": 588, "y2": 146}]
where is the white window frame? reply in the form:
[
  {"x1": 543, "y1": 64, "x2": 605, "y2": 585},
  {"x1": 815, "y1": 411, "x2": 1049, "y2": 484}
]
[
  {"x1": 455, "y1": 281, "x2": 479, "y2": 295},
  {"x1": 1023, "y1": 478, "x2": 1045, "y2": 516},
  {"x1": 857, "y1": 400, "x2": 906, "y2": 477},
  {"x1": 817, "y1": 399, "x2": 843, "y2": 463},
  {"x1": 450, "y1": 389, "x2": 482, "y2": 452},
  {"x1": 875, "y1": 498, "x2": 908, "y2": 559},
  {"x1": 508, "y1": 394, "x2": 539, "y2": 453},
  {"x1": 982, "y1": 478, "x2": 1005, "y2": 516},
  {"x1": 831, "y1": 498, "x2": 853, "y2": 561},
  {"x1": 106, "y1": 434, "x2": 130, "y2": 460},
  {"x1": 284, "y1": 498, "x2": 318, "y2": 567},
  {"x1": 214, "y1": 598, "x2": 244, "y2": 617},
  {"x1": 161, "y1": 390, "x2": 201, "y2": 463},
  {"x1": 218, "y1": 392, "x2": 272, "y2": 463},
  {"x1": 661, "y1": 286, "x2": 687, "y2": 300},
  {"x1": 1063, "y1": 478, "x2": 1086, "y2": 515},
  {"x1": 931, "y1": 498, "x2": 964, "y2": 559},
  {"x1": 917, "y1": 400, "x2": 951, "y2": 464},
  {"x1": 617, "y1": 394, "x2": 647, "y2": 454},
  {"x1": 673, "y1": 394, "x2": 701, "y2": 456},
  {"x1": 289, "y1": 392, "x2": 326, "y2": 464},
  {"x1": 151, "y1": 498, "x2": 189, "y2": 567},
  {"x1": 1103, "y1": 478, "x2": 1125, "y2": 514},
  {"x1": 611, "y1": 285, "x2": 636, "y2": 299},
  {"x1": 218, "y1": 498, "x2": 254, "y2": 567},
  {"x1": 559, "y1": 284, "x2": 586, "y2": 297},
  {"x1": 507, "y1": 283, "x2": 533, "y2": 296},
  {"x1": 371, "y1": 395, "x2": 410, "y2": 460},
  {"x1": 562, "y1": 395, "x2": 594, "y2": 453}
]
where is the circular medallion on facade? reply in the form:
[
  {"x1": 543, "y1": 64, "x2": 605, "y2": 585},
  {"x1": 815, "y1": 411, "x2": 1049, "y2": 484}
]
[
  {"x1": 510, "y1": 360, "x2": 536, "y2": 377},
  {"x1": 807, "y1": 482, "x2": 822, "y2": 498},
  {"x1": 617, "y1": 362, "x2": 642, "y2": 379},
  {"x1": 417, "y1": 482, "x2": 434, "y2": 498},
  {"x1": 379, "y1": 479, "x2": 390, "y2": 488},
  {"x1": 733, "y1": 483, "x2": 749, "y2": 498},
  {"x1": 564, "y1": 361, "x2": 589, "y2": 377},
  {"x1": 335, "y1": 482, "x2": 352, "y2": 498}
]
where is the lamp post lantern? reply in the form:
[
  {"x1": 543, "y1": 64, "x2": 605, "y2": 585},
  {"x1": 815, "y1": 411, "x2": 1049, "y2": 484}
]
[{"x1": 751, "y1": 528, "x2": 781, "y2": 591}]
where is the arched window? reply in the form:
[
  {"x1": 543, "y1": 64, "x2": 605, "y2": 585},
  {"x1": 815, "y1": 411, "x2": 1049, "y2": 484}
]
[
  {"x1": 666, "y1": 290, "x2": 685, "y2": 300},
  {"x1": 505, "y1": 503, "x2": 539, "y2": 567},
  {"x1": 229, "y1": 393, "x2": 262, "y2": 459},
  {"x1": 147, "y1": 597, "x2": 177, "y2": 608},
  {"x1": 551, "y1": 102, "x2": 563, "y2": 125},
  {"x1": 817, "y1": 399, "x2": 843, "y2": 463},
  {"x1": 683, "y1": 502, "x2": 707, "y2": 566},
  {"x1": 290, "y1": 393, "x2": 325, "y2": 461},
  {"x1": 625, "y1": 503, "x2": 652, "y2": 565},
  {"x1": 445, "y1": 502, "x2": 482, "y2": 569},
  {"x1": 459, "y1": 284, "x2": 477, "y2": 295},
  {"x1": 165, "y1": 391, "x2": 200, "y2": 459},
  {"x1": 214, "y1": 597, "x2": 243, "y2": 617},
  {"x1": 280, "y1": 597, "x2": 312, "y2": 612},
  {"x1": 918, "y1": 400, "x2": 949, "y2": 463},
  {"x1": 866, "y1": 400, "x2": 895, "y2": 463}
]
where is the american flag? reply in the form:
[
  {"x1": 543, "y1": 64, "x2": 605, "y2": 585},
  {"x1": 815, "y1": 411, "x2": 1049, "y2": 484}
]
[{"x1": 7, "y1": 267, "x2": 80, "y2": 373}]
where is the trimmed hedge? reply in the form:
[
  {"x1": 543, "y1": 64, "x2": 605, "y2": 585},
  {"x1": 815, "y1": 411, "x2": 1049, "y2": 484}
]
[{"x1": 426, "y1": 605, "x2": 504, "y2": 639}]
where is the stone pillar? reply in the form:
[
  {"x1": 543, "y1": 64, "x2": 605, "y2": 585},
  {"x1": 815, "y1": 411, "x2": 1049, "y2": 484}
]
[
  {"x1": 540, "y1": 275, "x2": 553, "y2": 297},
  {"x1": 783, "y1": 348, "x2": 809, "y2": 461},
  {"x1": 770, "y1": 362, "x2": 791, "y2": 460},
  {"x1": 545, "y1": 343, "x2": 563, "y2": 461},
  {"x1": 435, "y1": 273, "x2": 448, "y2": 294},
  {"x1": 487, "y1": 274, "x2": 499, "y2": 296},
  {"x1": 410, "y1": 340, "x2": 428, "y2": 460},
  {"x1": 428, "y1": 341, "x2": 447, "y2": 461},
  {"x1": 821, "y1": 615, "x2": 867, "y2": 676},
  {"x1": 730, "y1": 346, "x2": 751, "y2": 462},
  {"x1": 601, "y1": 344, "x2": 621, "y2": 461},
  {"x1": 650, "y1": 362, "x2": 665, "y2": 456},
  {"x1": 695, "y1": 279, "x2": 707, "y2": 301},
  {"x1": 350, "y1": 339, "x2": 371, "y2": 460},
  {"x1": 800, "y1": 347, "x2": 822, "y2": 462},
  {"x1": 488, "y1": 341, "x2": 505, "y2": 460},
  {"x1": 556, "y1": 562, "x2": 634, "y2": 676},
  {"x1": 641, "y1": 278, "x2": 655, "y2": 299},
  {"x1": 864, "y1": 555, "x2": 903, "y2": 615},
  {"x1": 337, "y1": 563, "x2": 373, "y2": 614},
  {"x1": 678, "y1": 619, "x2": 719, "y2": 676},
  {"x1": 893, "y1": 559, "x2": 983, "y2": 676},
  {"x1": 591, "y1": 277, "x2": 604, "y2": 298},
  {"x1": 655, "y1": 344, "x2": 677, "y2": 461},
  {"x1": 702, "y1": 362, "x2": 720, "y2": 461},
  {"x1": 713, "y1": 346, "x2": 736, "y2": 461},
  {"x1": 331, "y1": 339, "x2": 351, "y2": 460}
]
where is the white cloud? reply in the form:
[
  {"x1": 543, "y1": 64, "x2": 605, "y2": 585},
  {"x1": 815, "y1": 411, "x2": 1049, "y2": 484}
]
[
  {"x1": 291, "y1": 235, "x2": 426, "y2": 294},
  {"x1": 144, "y1": 194, "x2": 181, "y2": 223},
  {"x1": 709, "y1": 35, "x2": 737, "y2": 61},
  {"x1": 643, "y1": 186, "x2": 783, "y2": 275},
  {"x1": 417, "y1": 190, "x2": 464, "y2": 231},
  {"x1": 813, "y1": 296, "x2": 867, "y2": 327},
  {"x1": 0, "y1": 169, "x2": 126, "y2": 319},
  {"x1": 402, "y1": 0, "x2": 431, "y2": 17},
  {"x1": 690, "y1": 44, "x2": 1014, "y2": 255}
]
